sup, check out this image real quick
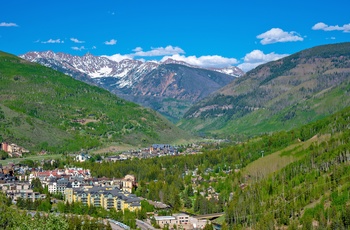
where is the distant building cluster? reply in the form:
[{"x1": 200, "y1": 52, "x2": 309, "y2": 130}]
[
  {"x1": 1, "y1": 142, "x2": 29, "y2": 157},
  {"x1": 103, "y1": 143, "x2": 203, "y2": 162},
  {"x1": 29, "y1": 168, "x2": 137, "y2": 193},
  {"x1": 103, "y1": 144, "x2": 178, "y2": 162},
  {"x1": 0, "y1": 163, "x2": 141, "y2": 212},
  {"x1": 149, "y1": 144, "x2": 176, "y2": 155},
  {"x1": 29, "y1": 167, "x2": 92, "y2": 194},
  {"x1": 29, "y1": 167, "x2": 140, "y2": 211}
]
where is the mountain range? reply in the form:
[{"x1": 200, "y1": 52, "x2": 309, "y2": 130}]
[
  {"x1": 21, "y1": 51, "x2": 244, "y2": 122},
  {"x1": 17, "y1": 42, "x2": 350, "y2": 141},
  {"x1": 179, "y1": 42, "x2": 350, "y2": 137},
  {"x1": 0, "y1": 51, "x2": 192, "y2": 152}
]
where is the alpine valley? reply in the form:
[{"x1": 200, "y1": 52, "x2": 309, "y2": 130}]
[
  {"x1": 3, "y1": 42, "x2": 350, "y2": 229},
  {"x1": 21, "y1": 51, "x2": 243, "y2": 123}
]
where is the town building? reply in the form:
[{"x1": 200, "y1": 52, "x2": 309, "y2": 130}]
[
  {"x1": 75, "y1": 153, "x2": 90, "y2": 162},
  {"x1": 150, "y1": 144, "x2": 177, "y2": 155},
  {"x1": 121, "y1": 174, "x2": 136, "y2": 193},
  {"x1": 153, "y1": 213, "x2": 208, "y2": 230},
  {"x1": 0, "y1": 182, "x2": 47, "y2": 203},
  {"x1": 65, "y1": 185, "x2": 141, "y2": 212},
  {"x1": 1, "y1": 142, "x2": 29, "y2": 157},
  {"x1": 154, "y1": 216, "x2": 176, "y2": 228}
]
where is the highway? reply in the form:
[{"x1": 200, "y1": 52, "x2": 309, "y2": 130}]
[
  {"x1": 136, "y1": 219, "x2": 156, "y2": 230},
  {"x1": 108, "y1": 219, "x2": 130, "y2": 230}
]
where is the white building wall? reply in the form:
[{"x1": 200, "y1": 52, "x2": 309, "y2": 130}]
[{"x1": 48, "y1": 182, "x2": 57, "y2": 193}]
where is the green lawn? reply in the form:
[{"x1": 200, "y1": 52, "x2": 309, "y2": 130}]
[{"x1": 0, "y1": 154, "x2": 63, "y2": 165}]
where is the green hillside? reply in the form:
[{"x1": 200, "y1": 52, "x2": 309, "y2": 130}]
[
  {"x1": 224, "y1": 106, "x2": 350, "y2": 229},
  {"x1": 179, "y1": 42, "x2": 350, "y2": 138},
  {"x1": 0, "y1": 51, "x2": 192, "y2": 152}
]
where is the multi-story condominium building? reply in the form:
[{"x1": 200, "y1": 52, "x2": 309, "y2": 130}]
[
  {"x1": 121, "y1": 174, "x2": 136, "y2": 193},
  {"x1": 65, "y1": 185, "x2": 141, "y2": 212},
  {"x1": 0, "y1": 182, "x2": 47, "y2": 202},
  {"x1": 57, "y1": 178, "x2": 70, "y2": 194}
]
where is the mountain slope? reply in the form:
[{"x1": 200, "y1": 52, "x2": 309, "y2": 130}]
[
  {"x1": 105, "y1": 63, "x2": 238, "y2": 122},
  {"x1": 0, "y1": 51, "x2": 192, "y2": 152},
  {"x1": 223, "y1": 105, "x2": 350, "y2": 228},
  {"x1": 20, "y1": 51, "x2": 244, "y2": 122},
  {"x1": 179, "y1": 42, "x2": 350, "y2": 136}
]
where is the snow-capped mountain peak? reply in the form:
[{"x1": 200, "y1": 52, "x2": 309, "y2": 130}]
[
  {"x1": 20, "y1": 51, "x2": 244, "y2": 88},
  {"x1": 20, "y1": 50, "x2": 244, "y2": 122},
  {"x1": 210, "y1": 66, "x2": 245, "y2": 77},
  {"x1": 20, "y1": 51, "x2": 161, "y2": 87}
]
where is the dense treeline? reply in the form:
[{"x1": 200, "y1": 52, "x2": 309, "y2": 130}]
[
  {"x1": 225, "y1": 129, "x2": 350, "y2": 229},
  {"x1": 56, "y1": 201, "x2": 141, "y2": 229},
  {"x1": 0, "y1": 193, "x2": 112, "y2": 230}
]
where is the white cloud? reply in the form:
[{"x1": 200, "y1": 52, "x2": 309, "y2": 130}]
[
  {"x1": 92, "y1": 46, "x2": 97, "y2": 49},
  {"x1": 41, "y1": 39, "x2": 64, "y2": 44},
  {"x1": 100, "y1": 45, "x2": 287, "y2": 71},
  {"x1": 312, "y1": 22, "x2": 350, "y2": 33},
  {"x1": 71, "y1": 46, "x2": 86, "y2": 51},
  {"x1": 132, "y1": 45, "x2": 185, "y2": 57},
  {"x1": 70, "y1": 38, "x2": 85, "y2": 43},
  {"x1": 0, "y1": 22, "x2": 18, "y2": 27},
  {"x1": 160, "y1": 54, "x2": 238, "y2": 68},
  {"x1": 105, "y1": 45, "x2": 185, "y2": 61},
  {"x1": 104, "y1": 47, "x2": 237, "y2": 68},
  {"x1": 238, "y1": 50, "x2": 288, "y2": 72},
  {"x1": 132, "y1": 47, "x2": 143, "y2": 52},
  {"x1": 242, "y1": 50, "x2": 287, "y2": 63},
  {"x1": 102, "y1": 53, "x2": 133, "y2": 62},
  {"x1": 312, "y1": 22, "x2": 328, "y2": 30},
  {"x1": 257, "y1": 28, "x2": 303, "y2": 45},
  {"x1": 104, "y1": 39, "x2": 117, "y2": 45}
]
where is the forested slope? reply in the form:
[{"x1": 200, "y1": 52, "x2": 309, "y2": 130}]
[
  {"x1": 180, "y1": 42, "x2": 350, "y2": 138},
  {"x1": 0, "y1": 51, "x2": 191, "y2": 152}
]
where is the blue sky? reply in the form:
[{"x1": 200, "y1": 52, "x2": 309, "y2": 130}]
[{"x1": 0, "y1": 0, "x2": 349, "y2": 71}]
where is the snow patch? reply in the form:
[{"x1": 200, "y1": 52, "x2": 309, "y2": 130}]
[{"x1": 90, "y1": 66, "x2": 113, "y2": 78}]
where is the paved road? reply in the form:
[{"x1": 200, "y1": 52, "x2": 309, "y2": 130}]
[
  {"x1": 108, "y1": 220, "x2": 125, "y2": 230},
  {"x1": 136, "y1": 219, "x2": 156, "y2": 230},
  {"x1": 194, "y1": 212, "x2": 225, "y2": 219}
]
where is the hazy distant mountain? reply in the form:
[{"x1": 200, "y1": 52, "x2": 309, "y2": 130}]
[
  {"x1": 21, "y1": 51, "x2": 244, "y2": 122},
  {"x1": 179, "y1": 42, "x2": 350, "y2": 137}
]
